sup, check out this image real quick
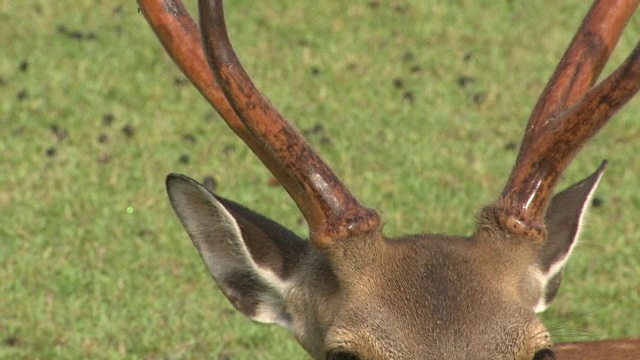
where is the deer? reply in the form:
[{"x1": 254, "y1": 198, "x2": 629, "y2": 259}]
[{"x1": 138, "y1": 0, "x2": 640, "y2": 359}]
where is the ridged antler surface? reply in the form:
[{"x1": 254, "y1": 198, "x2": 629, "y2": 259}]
[
  {"x1": 138, "y1": 0, "x2": 380, "y2": 247},
  {"x1": 497, "y1": 0, "x2": 640, "y2": 240}
]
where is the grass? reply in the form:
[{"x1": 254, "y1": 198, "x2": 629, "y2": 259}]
[{"x1": 2, "y1": 0, "x2": 640, "y2": 358}]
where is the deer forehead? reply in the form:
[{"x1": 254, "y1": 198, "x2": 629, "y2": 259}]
[
  {"x1": 331, "y1": 233, "x2": 539, "y2": 305},
  {"x1": 297, "y1": 234, "x2": 548, "y2": 359}
]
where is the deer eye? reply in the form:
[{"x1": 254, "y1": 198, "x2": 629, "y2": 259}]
[
  {"x1": 326, "y1": 351, "x2": 360, "y2": 360},
  {"x1": 532, "y1": 348, "x2": 556, "y2": 360}
]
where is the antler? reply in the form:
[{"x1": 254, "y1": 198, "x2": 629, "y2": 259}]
[
  {"x1": 137, "y1": 0, "x2": 380, "y2": 247},
  {"x1": 497, "y1": 0, "x2": 640, "y2": 240}
]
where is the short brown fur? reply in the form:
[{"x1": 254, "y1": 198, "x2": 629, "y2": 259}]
[{"x1": 141, "y1": 0, "x2": 640, "y2": 358}]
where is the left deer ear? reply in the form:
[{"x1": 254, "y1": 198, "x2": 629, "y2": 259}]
[
  {"x1": 166, "y1": 173, "x2": 313, "y2": 328},
  {"x1": 534, "y1": 161, "x2": 607, "y2": 312}
]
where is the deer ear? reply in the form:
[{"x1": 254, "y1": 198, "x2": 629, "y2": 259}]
[
  {"x1": 534, "y1": 161, "x2": 607, "y2": 312},
  {"x1": 166, "y1": 173, "x2": 311, "y2": 329}
]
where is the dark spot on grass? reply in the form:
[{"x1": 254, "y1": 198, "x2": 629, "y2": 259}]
[
  {"x1": 3, "y1": 336, "x2": 19, "y2": 347},
  {"x1": 463, "y1": 51, "x2": 474, "y2": 62},
  {"x1": 97, "y1": 153, "x2": 111, "y2": 164},
  {"x1": 102, "y1": 113, "x2": 115, "y2": 126},
  {"x1": 472, "y1": 92, "x2": 486, "y2": 104},
  {"x1": 17, "y1": 89, "x2": 28, "y2": 101},
  {"x1": 46, "y1": 147, "x2": 57, "y2": 157},
  {"x1": 174, "y1": 76, "x2": 189, "y2": 87},
  {"x1": 504, "y1": 141, "x2": 517, "y2": 151},
  {"x1": 178, "y1": 154, "x2": 190, "y2": 164},
  {"x1": 320, "y1": 135, "x2": 332, "y2": 145},
  {"x1": 368, "y1": 0, "x2": 380, "y2": 9},
  {"x1": 98, "y1": 133, "x2": 109, "y2": 144},
  {"x1": 138, "y1": 229, "x2": 153, "y2": 237},
  {"x1": 592, "y1": 197, "x2": 604, "y2": 208},
  {"x1": 310, "y1": 66, "x2": 321, "y2": 76},
  {"x1": 393, "y1": 78, "x2": 404, "y2": 89},
  {"x1": 222, "y1": 144, "x2": 236, "y2": 156},
  {"x1": 403, "y1": 91, "x2": 415, "y2": 103},
  {"x1": 302, "y1": 124, "x2": 333, "y2": 145},
  {"x1": 457, "y1": 75, "x2": 475, "y2": 88},
  {"x1": 113, "y1": 5, "x2": 123, "y2": 15},
  {"x1": 393, "y1": 4, "x2": 409, "y2": 14},
  {"x1": 183, "y1": 134, "x2": 197, "y2": 144},
  {"x1": 203, "y1": 176, "x2": 218, "y2": 193},
  {"x1": 402, "y1": 51, "x2": 414, "y2": 62},
  {"x1": 410, "y1": 65, "x2": 422, "y2": 74},
  {"x1": 67, "y1": 30, "x2": 83, "y2": 40},
  {"x1": 12, "y1": 127, "x2": 25, "y2": 136},
  {"x1": 19, "y1": 60, "x2": 28, "y2": 72},
  {"x1": 345, "y1": 62, "x2": 358, "y2": 71},
  {"x1": 0, "y1": 76, "x2": 6, "y2": 86},
  {"x1": 121, "y1": 124, "x2": 135, "y2": 138},
  {"x1": 255, "y1": 17, "x2": 269, "y2": 29},
  {"x1": 50, "y1": 125, "x2": 69, "y2": 141},
  {"x1": 303, "y1": 123, "x2": 325, "y2": 136},
  {"x1": 84, "y1": 31, "x2": 98, "y2": 40},
  {"x1": 297, "y1": 38, "x2": 309, "y2": 46},
  {"x1": 204, "y1": 112, "x2": 216, "y2": 122},
  {"x1": 57, "y1": 25, "x2": 98, "y2": 41}
]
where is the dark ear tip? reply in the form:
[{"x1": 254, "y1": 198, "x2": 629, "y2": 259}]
[
  {"x1": 167, "y1": 172, "x2": 187, "y2": 181},
  {"x1": 166, "y1": 172, "x2": 194, "y2": 184},
  {"x1": 582, "y1": 159, "x2": 607, "y2": 187},
  {"x1": 166, "y1": 173, "x2": 199, "y2": 195}
]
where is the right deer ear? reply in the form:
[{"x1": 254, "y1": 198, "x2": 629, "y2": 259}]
[
  {"x1": 166, "y1": 174, "x2": 312, "y2": 329},
  {"x1": 534, "y1": 161, "x2": 607, "y2": 312}
]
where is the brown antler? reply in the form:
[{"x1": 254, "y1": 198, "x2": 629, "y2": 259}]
[
  {"x1": 137, "y1": 0, "x2": 380, "y2": 247},
  {"x1": 136, "y1": 0, "x2": 239, "y2": 132},
  {"x1": 497, "y1": 0, "x2": 640, "y2": 239}
]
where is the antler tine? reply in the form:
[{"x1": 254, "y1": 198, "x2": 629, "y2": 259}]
[
  {"x1": 196, "y1": 0, "x2": 381, "y2": 247},
  {"x1": 137, "y1": 0, "x2": 245, "y2": 134},
  {"x1": 497, "y1": 0, "x2": 640, "y2": 239},
  {"x1": 139, "y1": 0, "x2": 380, "y2": 247},
  {"x1": 138, "y1": 0, "x2": 294, "y2": 191},
  {"x1": 528, "y1": 0, "x2": 639, "y2": 122},
  {"x1": 136, "y1": 0, "x2": 305, "y2": 211}
]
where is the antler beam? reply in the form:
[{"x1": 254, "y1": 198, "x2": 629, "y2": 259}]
[
  {"x1": 497, "y1": 0, "x2": 640, "y2": 239},
  {"x1": 137, "y1": 0, "x2": 380, "y2": 247}
]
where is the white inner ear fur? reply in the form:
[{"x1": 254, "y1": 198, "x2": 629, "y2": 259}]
[
  {"x1": 533, "y1": 269, "x2": 551, "y2": 313},
  {"x1": 170, "y1": 177, "x2": 293, "y2": 327},
  {"x1": 533, "y1": 171, "x2": 604, "y2": 313}
]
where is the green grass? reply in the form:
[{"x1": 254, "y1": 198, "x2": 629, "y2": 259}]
[{"x1": 2, "y1": 0, "x2": 640, "y2": 358}]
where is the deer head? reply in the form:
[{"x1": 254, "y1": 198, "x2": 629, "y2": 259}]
[{"x1": 138, "y1": 0, "x2": 640, "y2": 359}]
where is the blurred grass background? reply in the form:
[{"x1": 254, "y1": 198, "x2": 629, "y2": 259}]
[{"x1": 2, "y1": 0, "x2": 640, "y2": 359}]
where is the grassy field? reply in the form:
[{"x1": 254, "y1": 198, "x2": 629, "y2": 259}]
[{"x1": 2, "y1": 0, "x2": 640, "y2": 359}]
